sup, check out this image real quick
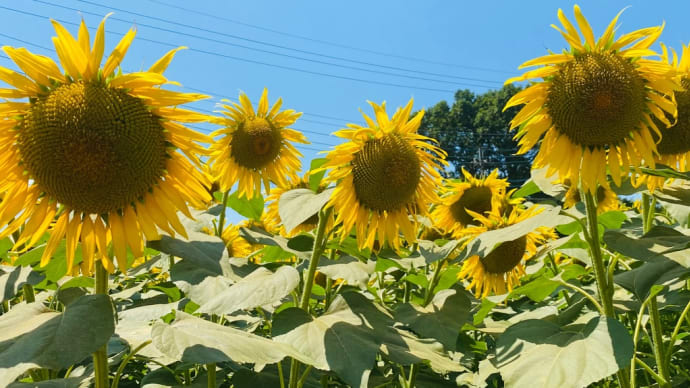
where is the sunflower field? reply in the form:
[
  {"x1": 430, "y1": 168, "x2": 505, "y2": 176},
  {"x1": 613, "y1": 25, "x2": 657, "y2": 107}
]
[{"x1": 1, "y1": 4, "x2": 690, "y2": 388}]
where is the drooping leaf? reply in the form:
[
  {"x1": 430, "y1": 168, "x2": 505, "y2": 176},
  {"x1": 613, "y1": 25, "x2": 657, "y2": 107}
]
[
  {"x1": 638, "y1": 164, "x2": 690, "y2": 181},
  {"x1": 0, "y1": 295, "x2": 114, "y2": 383},
  {"x1": 413, "y1": 239, "x2": 462, "y2": 264},
  {"x1": 278, "y1": 187, "x2": 334, "y2": 234},
  {"x1": 511, "y1": 179, "x2": 540, "y2": 199},
  {"x1": 224, "y1": 191, "x2": 264, "y2": 221},
  {"x1": 197, "y1": 266, "x2": 299, "y2": 315},
  {"x1": 604, "y1": 226, "x2": 690, "y2": 267},
  {"x1": 614, "y1": 259, "x2": 689, "y2": 300},
  {"x1": 317, "y1": 255, "x2": 375, "y2": 288},
  {"x1": 308, "y1": 158, "x2": 328, "y2": 192},
  {"x1": 152, "y1": 311, "x2": 312, "y2": 365},
  {"x1": 654, "y1": 181, "x2": 690, "y2": 225},
  {"x1": 0, "y1": 265, "x2": 44, "y2": 303},
  {"x1": 239, "y1": 226, "x2": 311, "y2": 260},
  {"x1": 394, "y1": 289, "x2": 471, "y2": 350},
  {"x1": 494, "y1": 316, "x2": 633, "y2": 388}
]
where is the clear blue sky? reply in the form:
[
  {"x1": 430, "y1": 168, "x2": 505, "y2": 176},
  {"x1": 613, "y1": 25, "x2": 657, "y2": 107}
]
[{"x1": 1, "y1": 1, "x2": 688, "y2": 222}]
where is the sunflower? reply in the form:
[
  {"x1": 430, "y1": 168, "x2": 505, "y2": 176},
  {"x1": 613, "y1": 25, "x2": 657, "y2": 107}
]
[
  {"x1": 263, "y1": 173, "x2": 333, "y2": 237},
  {"x1": 458, "y1": 206, "x2": 557, "y2": 298},
  {"x1": 221, "y1": 223, "x2": 254, "y2": 259},
  {"x1": 431, "y1": 168, "x2": 512, "y2": 238},
  {"x1": 640, "y1": 44, "x2": 690, "y2": 191},
  {"x1": 322, "y1": 99, "x2": 447, "y2": 251},
  {"x1": 562, "y1": 179, "x2": 619, "y2": 213},
  {"x1": 0, "y1": 17, "x2": 211, "y2": 274},
  {"x1": 504, "y1": 5, "x2": 680, "y2": 194},
  {"x1": 209, "y1": 89, "x2": 308, "y2": 199}
]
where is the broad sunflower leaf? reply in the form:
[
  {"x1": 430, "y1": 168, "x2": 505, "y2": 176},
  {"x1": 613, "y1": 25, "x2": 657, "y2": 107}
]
[
  {"x1": 511, "y1": 179, "x2": 540, "y2": 199},
  {"x1": 151, "y1": 311, "x2": 313, "y2": 365},
  {"x1": 530, "y1": 167, "x2": 568, "y2": 198},
  {"x1": 494, "y1": 316, "x2": 633, "y2": 388},
  {"x1": 654, "y1": 180, "x2": 690, "y2": 225},
  {"x1": 614, "y1": 259, "x2": 689, "y2": 300},
  {"x1": 196, "y1": 266, "x2": 299, "y2": 315},
  {"x1": 239, "y1": 226, "x2": 311, "y2": 260},
  {"x1": 0, "y1": 265, "x2": 44, "y2": 303},
  {"x1": 0, "y1": 295, "x2": 114, "y2": 384},
  {"x1": 604, "y1": 225, "x2": 690, "y2": 267},
  {"x1": 413, "y1": 239, "x2": 462, "y2": 264},
  {"x1": 278, "y1": 187, "x2": 334, "y2": 234},
  {"x1": 148, "y1": 232, "x2": 231, "y2": 275},
  {"x1": 308, "y1": 157, "x2": 328, "y2": 192},
  {"x1": 222, "y1": 191, "x2": 264, "y2": 221},
  {"x1": 7, "y1": 377, "x2": 90, "y2": 388},
  {"x1": 317, "y1": 255, "x2": 375, "y2": 288},
  {"x1": 460, "y1": 205, "x2": 569, "y2": 259},
  {"x1": 394, "y1": 289, "x2": 471, "y2": 350}
]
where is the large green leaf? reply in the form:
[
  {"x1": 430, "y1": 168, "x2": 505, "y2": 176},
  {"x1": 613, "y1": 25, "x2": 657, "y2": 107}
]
[
  {"x1": 530, "y1": 167, "x2": 568, "y2": 198},
  {"x1": 308, "y1": 158, "x2": 328, "y2": 192},
  {"x1": 239, "y1": 226, "x2": 312, "y2": 260},
  {"x1": 461, "y1": 205, "x2": 569, "y2": 259},
  {"x1": 604, "y1": 226, "x2": 690, "y2": 267},
  {"x1": 638, "y1": 164, "x2": 690, "y2": 181},
  {"x1": 148, "y1": 232, "x2": 231, "y2": 275},
  {"x1": 278, "y1": 187, "x2": 334, "y2": 234},
  {"x1": 614, "y1": 259, "x2": 689, "y2": 300},
  {"x1": 151, "y1": 311, "x2": 313, "y2": 365},
  {"x1": 494, "y1": 316, "x2": 633, "y2": 388},
  {"x1": 223, "y1": 191, "x2": 264, "y2": 221},
  {"x1": 197, "y1": 266, "x2": 299, "y2": 315},
  {"x1": 413, "y1": 240, "x2": 462, "y2": 264},
  {"x1": 511, "y1": 179, "x2": 540, "y2": 199},
  {"x1": 394, "y1": 289, "x2": 471, "y2": 350},
  {"x1": 0, "y1": 295, "x2": 114, "y2": 384},
  {"x1": 654, "y1": 181, "x2": 690, "y2": 225},
  {"x1": 380, "y1": 328, "x2": 465, "y2": 373},
  {"x1": 0, "y1": 265, "x2": 44, "y2": 303},
  {"x1": 317, "y1": 255, "x2": 375, "y2": 288}
]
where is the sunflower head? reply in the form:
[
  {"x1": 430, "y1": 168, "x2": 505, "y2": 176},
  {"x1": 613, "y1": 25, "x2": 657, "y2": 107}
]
[
  {"x1": 220, "y1": 224, "x2": 254, "y2": 259},
  {"x1": 431, "y1": 168, "x2": 512, "y2": 237},
  {"x1": 505, "y1": 5, "x2": 680, "y2": 194},
  {"x1": 322, "y1": 99, "x2": 447, "y2": 251},
  {"x1": 0, "y1": 16, "x2": 212, "y2": 275},
  {"x1": 209, "y1": 89, "x2": 308, "y2": 199},
  {"x1": 563, "y1": 180, "x2": 619, "y2": 213},
  {"x1": 642, "y1": 43, "x2": 690, "y2": 191},
  {"x1": 457, "y1": 207, "x2": 557, "y2": 298}
]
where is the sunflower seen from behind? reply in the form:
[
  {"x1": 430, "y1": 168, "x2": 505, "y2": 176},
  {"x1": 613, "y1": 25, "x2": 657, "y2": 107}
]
[
  {"x1": 322, "y1": 99, "x2": 447, "y2": 251},
  {"x1": 431, "y1": 168, "x2": 512, "y2": 238},
  {"x1": 209, "y1": 89, "x2": 308, "y2": 199},
  {"x1": 0, "y1": 16, "x2": 211, "y2": 274},
  {"x1": 562, "y1": 180, "x2": 619, "y2": 213},
  {"x1": 505, "y1": 5, "x2": 679, "y2": 194},
  {"x1": 458, "y1": 206, "x2": 557, "y2": 298}
]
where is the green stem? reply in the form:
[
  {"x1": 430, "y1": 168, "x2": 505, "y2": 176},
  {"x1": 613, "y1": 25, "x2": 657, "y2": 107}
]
[
  {"x1": 216, "y1": 190, "x2": 230, "y2": 237},
  {"x1": 555, "y1": 280, "x2": 604, "y2": 315},
  {"x1": 288, "y1": 207, "x2": 333, "y2": 388},
  {"x1": 641, "y1": 193, "x2": 652, "y2": 234},
  {"x1": 111, "y1": 340, "x2": 151, "y2": 388},
  {"x1": 277, "y1": 361, "x2": 286, "y2": 388},
  {"x1": 206, "y1": 363, "x2": 216, "y2": 388},
  {"x1": 423, "y1": 260, "x2": 444, "y2": 306},
  {"x1": 22, "y1": 283, "x2": 35, "y2": 303},
  {"x1": 407, "y1": 364, "x2": 419, "y2": 388},
  {"x1": 635, "y1": 359, "x2": 666, "y2": 385},
  {"x1": 582, "y1": 190, "x2": 614, "y2": 317},
  {"x1": 93, "y1": 261, "x2": 110, "y2": 388},
  {"x1": 296, "y1": 365, "x2": 313, "y2": 388},
  {"x1": 184, "y1": 369, "x2": 191, "y2": 386},
  {"x1": 649, "y1": 296, "x2": 671, "y2": 387},
  {"x1": 665, "y1": 299, "x2": 690, "y2": 365}
]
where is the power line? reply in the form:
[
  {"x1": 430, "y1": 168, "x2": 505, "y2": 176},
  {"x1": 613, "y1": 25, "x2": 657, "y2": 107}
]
[
  {"x1": 0, "y1": 5, "x2": 467, "y2": 94},
  {"x1": 144, "y1": 0, "x2": 518, "y2": 75},
  {"x1": 66, "y1": 0, "x2": 509, "y2": 84}
]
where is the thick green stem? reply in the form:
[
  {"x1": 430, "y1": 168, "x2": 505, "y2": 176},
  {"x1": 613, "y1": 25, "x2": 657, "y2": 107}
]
[
  {"x1": 288, "y1": 207, "x2": 333, "y2": 388},
  {"x1": 93, "y1": 261, "x2": 109, "y2": 388},
  {"x1": 216, "y1": 190, "x2": 230, "y2": 237},
  {"x1": 649, "y1": 297, "x2": 671, "y2": 387},
  {"x1": 22, "y1": 283, "x2": 35, "y2": 303},
  {"x1": 583, "y1": 191, "x2": 614, "y2": 317},
  {"x1": 206, "y1": 363, "x2": 216, "y2": 388},
  {"x1": 641, "y1": 193, "x2": 656, "y2": 234},
  {"x1": 423, "y1": 260, "x2": 444, "y2": 306}
]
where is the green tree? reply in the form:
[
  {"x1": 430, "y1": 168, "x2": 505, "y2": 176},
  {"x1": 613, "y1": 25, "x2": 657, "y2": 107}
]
[{"x1": 418, "y1": 84, "x2": 535, "y2": 186}]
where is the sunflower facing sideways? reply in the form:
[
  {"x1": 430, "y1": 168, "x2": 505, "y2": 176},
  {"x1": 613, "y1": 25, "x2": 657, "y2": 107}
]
[
  {"x1": 209, "y1": 89, "x2": 308, "y2": 199},
  {"x1": 458, "y1": 206, "x2": 557, "y2": 298},
  {"x1": 0, "y1": 16, "x2": 211, "y2": 274},
  {"x1": 641, "y1": 43, "x2": 690, "y2": 191},
  {"x1": 431, "y1": 168, "x2": 512, "y2": 238},
  {"x1": 505, "y1": 5, "x2": 679, "y2": 194},
  {"x1": 322, "y1": 99, "x2": 447, "y2": 251},
  {"x1": 563, "y1": 180, "x2": 619, "y2": 213}
]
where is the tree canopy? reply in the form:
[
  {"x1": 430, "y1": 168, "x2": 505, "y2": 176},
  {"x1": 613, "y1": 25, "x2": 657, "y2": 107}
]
[{"x1": 417, "y1": 85, "x2": 535, "y2": 186}]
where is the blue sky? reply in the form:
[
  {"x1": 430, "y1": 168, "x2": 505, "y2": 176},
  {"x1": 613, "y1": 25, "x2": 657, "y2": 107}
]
[{"x1": 1, "y1": 0, "x2": 689, "y2": 221}]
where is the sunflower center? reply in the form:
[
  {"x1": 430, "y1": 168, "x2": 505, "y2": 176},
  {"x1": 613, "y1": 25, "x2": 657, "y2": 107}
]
[
  {"x1": 655, "y1": 77, "x2": 690, "y2": 155},
  {"x1": 450, "y1": 186, "x2": 493, "y2": 226},
  {"x1": 231, "y1": 117, "x2": 282, "y2": 169},
  {"x1": 546, "y1": 52, "x2": 646, "y2": 147},
  {"x1": 19, "y1": 81, "x2": 167, "y2": 214},
  {"x1": 480, "y1": 235, "x2": 527, "y2": 274},
  {"x1": 351, "y1": 133, "x2": 421, "y2": 212}
]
